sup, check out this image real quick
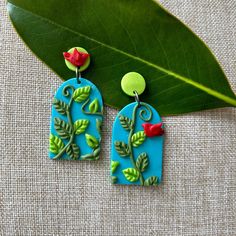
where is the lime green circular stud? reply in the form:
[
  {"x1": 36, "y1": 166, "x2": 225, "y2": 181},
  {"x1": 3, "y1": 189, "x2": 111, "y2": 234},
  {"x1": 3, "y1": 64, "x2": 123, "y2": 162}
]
[
  {"x1": 64, "y1": 47, "x2": 90, "y2": 72},
  {"x1": 121, "y1": 72, "x2": 146, "y2": 96}
]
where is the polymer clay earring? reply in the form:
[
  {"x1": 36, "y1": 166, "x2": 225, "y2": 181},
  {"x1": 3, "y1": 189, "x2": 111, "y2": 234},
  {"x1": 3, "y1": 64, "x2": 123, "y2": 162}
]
[
  {"x1": 49, "y1": 47, "x2": 103, "y2": 160},
  {"x1": 111, "y1": 72, "x2": 164, "y2": 186}
]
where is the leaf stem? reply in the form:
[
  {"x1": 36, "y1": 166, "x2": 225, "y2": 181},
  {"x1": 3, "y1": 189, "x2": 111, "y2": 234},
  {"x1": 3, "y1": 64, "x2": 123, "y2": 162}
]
[
  {"x1": 81, "y1": 98, "x2": 103, "y2": 116},
  {"x1": 128, "y1": 103, "x2": 144, "y2": 185}
]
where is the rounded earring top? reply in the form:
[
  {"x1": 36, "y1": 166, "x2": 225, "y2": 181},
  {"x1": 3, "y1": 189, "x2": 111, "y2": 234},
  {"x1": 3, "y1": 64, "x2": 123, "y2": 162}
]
[
  {"x1": 121, "y1": 72, "x2": 146, "y2": 97},
  {"x1": 63, "y1": 47, "x2": 90, "y2": 72}
]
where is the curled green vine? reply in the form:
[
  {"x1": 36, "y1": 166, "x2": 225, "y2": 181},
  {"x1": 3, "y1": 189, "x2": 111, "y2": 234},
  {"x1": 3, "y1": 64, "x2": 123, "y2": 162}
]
[
  {"x1": 139, "y1": 102, "x2": 153, "y2": 122},
  {"x1": 128, "y1": 102, "x2": 153, "y2": 185},
  {"x1": 127, "y1": 103, "x2": 142, "y2": 184},
  {"x1": 53, "y1": 85, "x2": 75, "y2": 159},
  {"x1": 62, "y1": 85, "x2": 75, "y2": 107}
]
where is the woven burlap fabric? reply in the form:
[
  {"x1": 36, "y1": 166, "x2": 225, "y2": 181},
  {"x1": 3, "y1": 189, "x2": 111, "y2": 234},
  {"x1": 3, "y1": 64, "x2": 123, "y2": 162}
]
[{"x1": 0, "y1": 0, "x2": 235, "y2": 235}]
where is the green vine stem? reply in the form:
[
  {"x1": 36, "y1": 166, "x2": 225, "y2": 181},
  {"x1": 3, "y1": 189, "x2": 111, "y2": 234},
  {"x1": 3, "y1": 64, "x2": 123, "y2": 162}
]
[
  {"x1": 139, "y1": 102, "x2": 153, "y2": 121},
  {"x1": 80, "y1": 146, "x2": 101, "y2": 160},
  {"x1": 128, "y1": 102, "x2": 153, "y2": 185},
  {"x1": 81, "y1": 98, "x2": 103, "y2": 116},
  {"x1": 81, "y1": 119, "x2": 102, "y2": 160},
  {"x1": 53, "y1": 85, "x2": 75, "y2": 159}
]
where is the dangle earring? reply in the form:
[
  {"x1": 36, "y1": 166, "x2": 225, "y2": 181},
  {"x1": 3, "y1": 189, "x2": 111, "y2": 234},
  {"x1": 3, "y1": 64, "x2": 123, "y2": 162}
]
[
  {"x1": 111, "y1": 72, "x2": 164, "y2": 186},
  {"x1": 49, "y1": 47, "x2": 103, "y2": 160}
]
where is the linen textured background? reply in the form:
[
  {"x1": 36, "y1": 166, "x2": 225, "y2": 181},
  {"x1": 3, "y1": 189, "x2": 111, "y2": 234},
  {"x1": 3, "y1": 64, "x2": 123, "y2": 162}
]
[{"x1": 0, "y1": 1, "x2": 235, "y2": 235}]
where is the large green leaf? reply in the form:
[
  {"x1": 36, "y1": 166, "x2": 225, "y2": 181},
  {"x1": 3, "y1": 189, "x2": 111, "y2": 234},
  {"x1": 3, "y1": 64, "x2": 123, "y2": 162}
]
[
  {"x1": 119, "y1": 115, "x2": 133, "y2": 131},
  {"x1": 54, "y1": 118, "x2": 72, "y2": 139},
  {"x1": 114, "y1": 141, "x2": 130, "y2": 157},
  {"x1": 52, "y1": 98, "x2": 69, "y2": 115},
  {"x1": 49, "y1": 134, "x2": 64, "y2": 154},
  {"x1": 122, "y1": 168, "x2": 140, "y2": 182},
  {"x1": 74, "y1": 119, "x2": 89, "y2": 135},
  {"x1": 7, "y1": 0, "x2": 236, "y2": 115},
  {"x1": 66, "y1": 143, "x2": 80, "y2": 160},
  {"x1": 131, "y1": 131, "x2": 146, "y2": 147},
  {"x1": 136, "y1": 152, "x2": 149, "y2": 172}
]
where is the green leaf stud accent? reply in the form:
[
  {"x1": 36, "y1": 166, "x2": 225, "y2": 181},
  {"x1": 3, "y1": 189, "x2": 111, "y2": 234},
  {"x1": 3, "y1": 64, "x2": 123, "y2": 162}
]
[
  {"x1": 85, "y1": 133, "x2": 99, "y2": 148},
  {"x1": 89, "y1": 99, "x2": 99, "y2": 113},
  {"x1": 111, "y1": 161, "x2": 120, "y2": 174},
  {"x1": 114, "y1": 141, "x2": 130, "y2": 157},
  {"x1": 54, "y1": 118, "x2": 73, "y2": 139},
  {"x1": 119, "y1": 115, "x2": 133, "y2": 131},
  {"x1": 73, "y1": 86, "x2": 91, "y2": 102},
  {"x1": 52, "y1": 98, "x2": 69, "y2": 115},
  {"x1": 66, "y1": 143, "x2": 80, "y2": 160},
  {"x1": 74, "y1": 119, "x2": 89, "y2": 135},
  {"x1": 122, "y1": 168, "x2": 140, "y2": 182},
  {"x1": 121, "y1": 72, "x2": 146, "y2": 97},
  {"x1": 136, "y1": 153, "x2": 149, "y2": 172},
  {"x1": 49, "y1": 134, "x2": 64, "y2": 154},
  {"x1": 131, "y1": 131, "x2": 146, "y2": 147},
  {"x1": 144, "y1": 176, "x2": 158, "y2": 186}
]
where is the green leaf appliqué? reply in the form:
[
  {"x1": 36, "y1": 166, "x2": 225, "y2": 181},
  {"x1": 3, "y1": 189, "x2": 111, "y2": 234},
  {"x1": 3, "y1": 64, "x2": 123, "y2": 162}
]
[
  {"x1": 89, "y1": 99, "x2": 99, "y2": 113},
  {"x1": 136, "y1": 152, "x2": 149, "y2": 172},
  {"x1": 131, "y1": 131, "x2": 146, "y2": 147},
  {"x1": 72, "y1": 86, "x2": 91, "y2": 102},
  {"x1": 111, "y1": 176, "x2": 118, "y2": 184},
  {"x1": 49, "y1": 134, "x2": 64, "y2": 154},
  {"x1": 119, "y1": 115, "x2": 133, "y2": 131},
  {"x1": 74, "y1": 119, "x2": 89, "y2": 135},
  {"x1": 52, "y1": 98, "x2": 69, "y2": 115},
  {"x1": 122, "y1": 168, "x2": 140, "y2": 182},
  {"x1": 111, "y1": 161, "x2": 120, "y2": 174},
  {"x1": 66, "y1": 143, "x2": 80, "y2": 160},
  {"x1": 114, "y1": 141, "x2": 130, "y2": 157},
  {"x1": 144, "y1": 176, "x2": 158, "y2": 186},
  {"x1": 85, "y1": 133, "x2": 99, "y2": 148},
  {"x1": 54, "y1": 118, "x2": 72, "y2": 139}
]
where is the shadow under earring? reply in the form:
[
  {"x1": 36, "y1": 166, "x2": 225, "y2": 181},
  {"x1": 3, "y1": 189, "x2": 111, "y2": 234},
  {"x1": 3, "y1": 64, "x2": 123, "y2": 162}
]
[
  {"x1": 49, "y1": 47, "x2": 103, "y2": 160},
  {"x1": 111, "y1": 72, "x2": 164, "y2": 186}
]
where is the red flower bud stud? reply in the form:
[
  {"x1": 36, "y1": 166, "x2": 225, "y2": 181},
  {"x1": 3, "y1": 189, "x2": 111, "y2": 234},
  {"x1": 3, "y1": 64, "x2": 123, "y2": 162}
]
[
  {"x1": 111, "y1": 72, "x2": 164, "y2": 187},
  {"x1": 63, "y1": 48, "x2": 90, "y2": 67},
  {"x1": 142, "y1": 123, "x2": 164, "y2": 137}
]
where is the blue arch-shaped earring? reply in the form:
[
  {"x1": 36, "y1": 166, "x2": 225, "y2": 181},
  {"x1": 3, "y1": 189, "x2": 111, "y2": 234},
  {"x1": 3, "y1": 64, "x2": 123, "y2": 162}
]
[
  {"x1": 111, "y1": 73, "x2": 164, "y2": 186},
  {"x1": 49, "y1": 47, "x2": 103, "y2": 161}
]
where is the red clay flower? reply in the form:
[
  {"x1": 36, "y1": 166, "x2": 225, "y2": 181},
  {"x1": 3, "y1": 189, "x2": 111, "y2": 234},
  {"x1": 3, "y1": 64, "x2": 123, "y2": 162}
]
[
  {"x1": 142, "y1": 123, "x2": 164, "y2": 137},
  {"x1": 63, "y1": 48, "x2": 90, "y2": 67}
]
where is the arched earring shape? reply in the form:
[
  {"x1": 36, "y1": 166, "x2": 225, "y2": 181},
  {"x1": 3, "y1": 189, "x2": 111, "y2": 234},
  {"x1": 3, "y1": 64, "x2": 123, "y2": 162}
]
[
  {"x1": 111, "y1": 72, "x2": 164, "y2": 186},
  {"x1": 49, "y1": 47, "x2": 103, "y2": 160}
]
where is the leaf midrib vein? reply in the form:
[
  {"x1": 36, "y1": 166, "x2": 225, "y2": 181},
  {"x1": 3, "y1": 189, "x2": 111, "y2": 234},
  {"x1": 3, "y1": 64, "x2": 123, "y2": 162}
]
[{"x1": 8, "y1": 2, "x2": 236, "y2": 106}]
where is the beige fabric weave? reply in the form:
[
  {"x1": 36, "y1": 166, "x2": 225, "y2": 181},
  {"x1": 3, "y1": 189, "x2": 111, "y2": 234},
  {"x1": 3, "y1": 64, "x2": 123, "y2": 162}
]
[{"x1": 0, "y1": 1, "x2": 235, "y2": 235}]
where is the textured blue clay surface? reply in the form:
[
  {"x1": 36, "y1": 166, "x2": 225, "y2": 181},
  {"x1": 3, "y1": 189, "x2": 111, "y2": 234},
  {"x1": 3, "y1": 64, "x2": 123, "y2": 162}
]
[
  {"x1": 111, "y1": 102, "x2": 164, "y2": 185},
  {"x1": 49, "y1": 78, "x2": 103, "y2": 160}
]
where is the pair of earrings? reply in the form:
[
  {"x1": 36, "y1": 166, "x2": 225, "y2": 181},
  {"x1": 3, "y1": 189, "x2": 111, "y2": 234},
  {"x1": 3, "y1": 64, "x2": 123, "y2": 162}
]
[{"x1": 49, "y1": 47, "x2": 164, "y2": 186}]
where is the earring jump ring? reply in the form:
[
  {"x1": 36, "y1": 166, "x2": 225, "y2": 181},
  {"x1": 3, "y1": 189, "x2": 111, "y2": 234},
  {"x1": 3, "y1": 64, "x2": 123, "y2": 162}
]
[
  {"x1": 76, "y1": 66, "x2": 81, "y2": 83},
  {"x1": 133, "y1": 90, "x2": 141, "y2": 107}
]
